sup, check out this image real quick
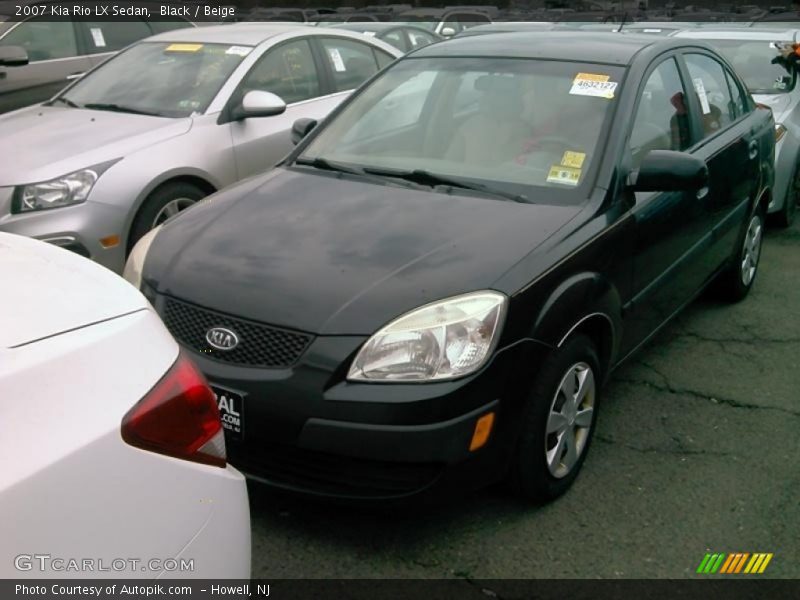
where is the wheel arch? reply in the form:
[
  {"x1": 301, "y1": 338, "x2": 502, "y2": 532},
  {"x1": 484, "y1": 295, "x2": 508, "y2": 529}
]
[
  {"x1": 527, "y1": 271, "x2": 623, "y2": 382},
  {"x1": 123, "y1": 169, "x2": 220, "y2": 250}
]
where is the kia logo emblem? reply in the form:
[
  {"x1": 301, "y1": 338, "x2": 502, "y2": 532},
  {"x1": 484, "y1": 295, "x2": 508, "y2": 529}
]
[{"x1": 206, "y1": 327, "x2": 240, "y2": 351}]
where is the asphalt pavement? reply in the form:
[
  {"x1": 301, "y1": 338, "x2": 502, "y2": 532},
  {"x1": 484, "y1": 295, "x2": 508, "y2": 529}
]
[{"x1": 247, "y1": 217, "x2": 800, "y2": 579}]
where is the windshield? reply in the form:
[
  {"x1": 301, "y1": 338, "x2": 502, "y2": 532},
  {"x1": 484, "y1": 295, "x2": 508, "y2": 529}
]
[
  {"x1": 399, "y1": 17, "x2": 438, "y2": 30},
  {"x1": 299, "y1": 57, "x2": 623, "y2": 200},
  {"x1": 60, "y1": 41, "x2": 251, "y2": 118},
  {"x1": 706, "y1": 39, "x2": 796, "y2": 94}
]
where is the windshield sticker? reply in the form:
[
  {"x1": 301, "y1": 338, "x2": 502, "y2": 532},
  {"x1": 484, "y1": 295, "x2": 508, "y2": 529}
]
[
  {"x1": 328, "y1": 48, "x2": 347, "y2": 72},
  {"x1": 226, "y1": 45, "x2": 252, "y2": 57},
  {"x1": 561, "y1": 151, "x2": 586, "y2": 169},
  {"x1": 547, "y1": 165, "x2": 581, "y2": 187},
  {"x1": 570, "y1": 73, "x2": 617, "y2": 99},
  {"x1": 89, "y1": 27, "x2": 106, "y2": 48},
  {"x1": 693, "y1": 77, "x2": 711, "y2": 114},
  {"x1": 165, "y1": 43, "x2": 204, "y2": 53}
]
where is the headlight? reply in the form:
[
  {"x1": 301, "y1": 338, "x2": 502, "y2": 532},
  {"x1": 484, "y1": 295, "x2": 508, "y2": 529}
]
[
  {"x1": 123, "y1": 225, "x2": 162, "y2": 290},
  {"x1": 12, "y1": 160, "x2": 119, "y2": 213},
  {"x1": 348, "y1": 291, "x2": 507, "y2": 382}
]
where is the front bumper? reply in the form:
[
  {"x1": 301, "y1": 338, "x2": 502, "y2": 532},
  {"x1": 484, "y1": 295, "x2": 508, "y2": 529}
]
[
  {"x1": 0, "y1": 187, "x2": 128, "y2": 272},
  {"x1": 153, "y1": 294, "x2": 543, "y2": 501}
]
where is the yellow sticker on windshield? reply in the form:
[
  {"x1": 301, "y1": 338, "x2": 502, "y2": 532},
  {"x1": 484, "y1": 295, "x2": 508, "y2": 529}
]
[
  {"x1": 165, "y1": 43, "x2": 203, "y2": 52},
  {"x1": 547, "y1": 165, "x2": 581, "y2": 187},
  {"x1": 561, "y1": 151, "x2": 586, "y2": 169},
  {"x1": 570, "y1": 73, "x2": 617, "y2": 99}
]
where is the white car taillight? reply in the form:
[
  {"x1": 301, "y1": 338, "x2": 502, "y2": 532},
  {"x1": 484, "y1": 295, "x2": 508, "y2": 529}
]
[{"x1": 121, "y1": 354, "x2": 226, "y2": 468}]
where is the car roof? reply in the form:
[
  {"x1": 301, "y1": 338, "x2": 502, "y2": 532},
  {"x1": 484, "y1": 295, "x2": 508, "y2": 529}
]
[
  {"x1": 327, "y1": 22, "x2": 405, "y2": 32},
  {"x1": 146, "y1": 23, "x2": 322, "y2": 45},
  {"x1": 674, "y1": 27, "x2": 799, "y2": 40},
  {"x1": 413, "y1": 31, "x2": 678, "y2": 65}
]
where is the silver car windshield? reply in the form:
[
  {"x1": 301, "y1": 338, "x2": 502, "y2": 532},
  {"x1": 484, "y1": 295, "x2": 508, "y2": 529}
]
[
  {"x1": 708, "y1": 39, "x2": 796, "y2": 94},
  {"x1": 299, "y1": 57, "x2": 623, "y2": 198},
  {"x1": 61, "y1": 41, "x2": 251, "y2": 118}
]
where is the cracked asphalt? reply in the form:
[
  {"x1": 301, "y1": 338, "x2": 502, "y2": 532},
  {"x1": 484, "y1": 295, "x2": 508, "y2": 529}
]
[{"x1": 247, "y1": 219, "x2": 800, "y2": 579}]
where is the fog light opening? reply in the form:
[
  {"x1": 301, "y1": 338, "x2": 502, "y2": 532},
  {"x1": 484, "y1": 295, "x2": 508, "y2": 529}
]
[{"x1": 469, "y1": 412, "x2": 495, "y2": 452}]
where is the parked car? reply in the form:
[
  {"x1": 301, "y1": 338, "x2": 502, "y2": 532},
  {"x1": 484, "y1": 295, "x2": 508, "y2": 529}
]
[
  {"x1": 675, "y1": 27, "x2": 799, "y2": 226},
  {"x1": 125, "y1": 32, "x2": 774, "y2": 504},
  {"x1": 453, "y1": 22, "x2": 556, "y2": 38},
  {"x1": 326, "y1": 22, "x2": 442, "y2": 53},
  {"x1": 398, "y1": 8, "x2": 492, "y2": 37},
  {"x1": 0, "y1": 1, "x2": 195, "y2": 113},
  {"x1": 0, "y1": 232, "x2": 250, "y2": 578},
  {"x1": 0, "y1": 24, "x2": 401, "y2": 273}
]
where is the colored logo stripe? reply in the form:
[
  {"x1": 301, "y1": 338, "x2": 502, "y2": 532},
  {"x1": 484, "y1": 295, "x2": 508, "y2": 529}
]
[{"x1": 698, "y1": 553, "x2": 773, "y2": 574}]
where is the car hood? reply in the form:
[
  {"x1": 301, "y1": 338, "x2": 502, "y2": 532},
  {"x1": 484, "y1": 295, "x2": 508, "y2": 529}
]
[
  {"x1": 0, "y1": 106, "x2": 191, "y2": 186},
  {"x1": 145, "y1": 168, "x2": 582, "y2": 335},
  {"x1": 0, "y1": 233, "x2": 147, "y2": 348},
  {"x1": 752, "y1": 93, "x2": 794, "y2": 124}
]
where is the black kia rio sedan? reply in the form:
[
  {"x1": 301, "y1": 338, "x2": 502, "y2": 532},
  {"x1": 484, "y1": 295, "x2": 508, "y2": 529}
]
[{"x1": 125, "y1": 32, "x2": 774, "y2": 503}]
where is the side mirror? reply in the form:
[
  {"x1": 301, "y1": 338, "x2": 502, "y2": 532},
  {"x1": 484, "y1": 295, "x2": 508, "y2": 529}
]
[
  {"x1": 0, "y1": 45, "x2": 29, "y2": 67},
  {"x1": 630, "y1": 150, "x2": 709, "y2": 192},
  {"x1": 440, "y1": 26, "x2": 457, "y2": 37},
  {"x1": 231, "y1": 90, "x2": 286, "y2": 121},
  {"x1": 291, "y1": 118, "x2": 317, "y2": 145}
]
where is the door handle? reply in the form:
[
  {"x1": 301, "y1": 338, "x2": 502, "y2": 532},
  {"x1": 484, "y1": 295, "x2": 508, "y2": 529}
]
[
  {"x1": 748, "y1": 140, "x2": 759, "y2": 160},
  {"x1": 66, "y1": 72, "x2": 84, "y2": 80}
]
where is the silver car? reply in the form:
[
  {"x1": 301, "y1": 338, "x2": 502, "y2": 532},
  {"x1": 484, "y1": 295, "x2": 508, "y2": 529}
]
[
  {"x1": 0, "y1": 23, "x2": 401, "y2": 272},
  {"x1": 675, "y1": 27, "x2": 800, "y2": 226}
]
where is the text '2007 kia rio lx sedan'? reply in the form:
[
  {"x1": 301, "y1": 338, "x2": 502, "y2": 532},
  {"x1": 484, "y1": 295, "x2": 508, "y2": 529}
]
[{"x1": 125, "y1": 32, "x2": 775, "y2": 504}]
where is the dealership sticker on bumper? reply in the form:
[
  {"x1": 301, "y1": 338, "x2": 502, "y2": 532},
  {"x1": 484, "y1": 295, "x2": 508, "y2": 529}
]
[{"x1": 212, "y1": 385, "x2": 245, "y2": 441}]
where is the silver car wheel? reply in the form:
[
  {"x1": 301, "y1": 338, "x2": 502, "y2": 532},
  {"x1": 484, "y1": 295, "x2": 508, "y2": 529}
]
[
  {"x1": 545, "y1": 361, "x2": 596, "y2": 479},
  {"x1": 152, "y1": 197, "x2": 197, "y2": 228},
  {"x1": 740, "y1": 214, "x2": 762, "y2": 287}
]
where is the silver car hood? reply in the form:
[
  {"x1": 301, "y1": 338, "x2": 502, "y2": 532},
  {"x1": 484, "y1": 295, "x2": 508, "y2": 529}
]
[
  {"x1": 0, "y1": 106, "x2": 191, "y2": 186},
  {"x1": 752, "y1": 93, "x2": 793, "y2": 124}
]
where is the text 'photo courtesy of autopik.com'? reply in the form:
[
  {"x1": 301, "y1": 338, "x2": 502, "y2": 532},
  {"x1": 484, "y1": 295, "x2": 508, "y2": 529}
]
[{"x1": 1, "y1": 0, "x2": 799, "y2": 597}]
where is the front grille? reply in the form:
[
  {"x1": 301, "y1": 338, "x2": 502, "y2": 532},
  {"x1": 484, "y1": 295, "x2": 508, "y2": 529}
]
[
  {"x1": 230, "y1": 443, "x2": 443, "y2": 499},
  {"x1": 161, "y1": 297, "x2": 313, "y2": 368}
]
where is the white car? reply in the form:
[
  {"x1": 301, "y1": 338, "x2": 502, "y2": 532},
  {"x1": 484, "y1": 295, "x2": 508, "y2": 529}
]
[{"x1": 0, "y1": 233, "x2": 250, "y2": 579}]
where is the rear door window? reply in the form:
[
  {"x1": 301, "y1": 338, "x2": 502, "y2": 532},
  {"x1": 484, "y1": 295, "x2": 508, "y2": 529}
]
[{"x1": 319, "y1": 37, "x2": 381, "y2": 92}]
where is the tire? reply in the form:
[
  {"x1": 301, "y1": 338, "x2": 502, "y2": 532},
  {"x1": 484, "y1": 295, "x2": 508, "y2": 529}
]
[
  {"x1": 508, "y1": 334, "x2": 601, "y2": 503},
  {"x1": 771, "y1": 168, "x2": 798, "y2": 229},
  {"x1": 714, "y1": 206, "x2": 765, "y2": 303},
  {"x1": 127, "y1": 181, "x2": 207, "y2": 253}
]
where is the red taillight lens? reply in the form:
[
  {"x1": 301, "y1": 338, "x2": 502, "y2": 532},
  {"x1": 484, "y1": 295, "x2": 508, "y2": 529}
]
[{"x1": 121, "y1": 354, "x2": 226, "y2": 468}]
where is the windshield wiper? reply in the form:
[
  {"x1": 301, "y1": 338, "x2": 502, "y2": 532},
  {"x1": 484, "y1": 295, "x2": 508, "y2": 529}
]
[
  {"x1": 362, "y1": 168, "x2": 528, "y2": 203},
  {"x1": 294, "y1": 156, "x2": 423, "y2": 190},
  {"x1": 82, "y1": 103, "x2": 163, "y2": 117},
  {"x1": 294, "y1": 156, "x2": 368, "y2": 176},
  {"x1": 49, "y1": 96, "x2": 80, "y2": 108}
]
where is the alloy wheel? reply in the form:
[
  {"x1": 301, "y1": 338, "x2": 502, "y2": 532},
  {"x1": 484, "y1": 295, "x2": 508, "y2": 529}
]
[
  {"x1": 544, "y1": 361, "x2": 596, "y2": 479},
  {"x1": 152, "y1": 197, "x2": 197, "y2": 229},
  {"x1": 740, "y1": 214, "x2": 763, "y2": 287}
]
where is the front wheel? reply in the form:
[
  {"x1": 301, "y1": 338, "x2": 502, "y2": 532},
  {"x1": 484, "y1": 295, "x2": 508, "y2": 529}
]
[
  {"x1": 714, "y1": 207, "x2": 765, "y2": 303},
  {"x1": 127, "y1": 181, "x2": 207, "y2": 253},
  {"x1": 508, "y1": 334, "x2": 601, "y2": 503}
]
